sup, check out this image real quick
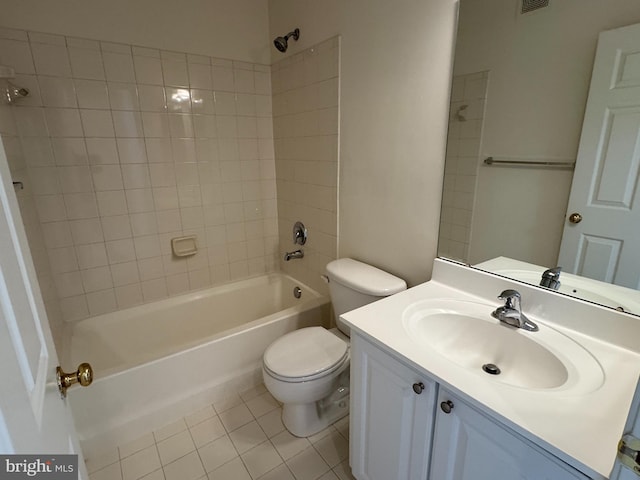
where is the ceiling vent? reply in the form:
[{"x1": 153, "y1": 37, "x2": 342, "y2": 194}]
[{"x1": 521, "y1": 0, "x2": 549, "y2": 14}]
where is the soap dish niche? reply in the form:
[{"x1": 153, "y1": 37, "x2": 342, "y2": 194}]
[{"x1": 172, "y1": 235, "x2": 198, "y2": 257}]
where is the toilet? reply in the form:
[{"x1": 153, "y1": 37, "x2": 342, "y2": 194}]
[{"x1": 262, "y1": 258, "x2": 407, "y2": 437}]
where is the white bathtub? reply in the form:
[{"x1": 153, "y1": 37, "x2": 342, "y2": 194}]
[{"x1": 66, "y1": 273, "x2": 329, "y2": 458}]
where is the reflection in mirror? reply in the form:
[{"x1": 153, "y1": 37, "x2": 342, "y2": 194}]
[{"x1": 438, "y1": 0, "x2": 640, "y2": 315}]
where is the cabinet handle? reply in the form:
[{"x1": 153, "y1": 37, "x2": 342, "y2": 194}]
[
  {"x1": 412, "y1": 382, "x2": 425, "y2": 394},
  {"x1": 440, "y1": 400, "x2": 454, "y2": 414}
]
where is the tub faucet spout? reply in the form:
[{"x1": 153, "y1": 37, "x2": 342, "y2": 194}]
[{"x1": 284, "y1": 249, "x2": 304, "y2": 261}]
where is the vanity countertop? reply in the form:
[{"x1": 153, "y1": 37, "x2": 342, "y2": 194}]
[{"x1": 341, "y1": 259, "x2": 640, "y2": 479}]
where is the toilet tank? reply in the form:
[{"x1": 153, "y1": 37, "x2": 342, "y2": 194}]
[{"x1": 326, "y1": 258, "x2": 407, "y2": 336}]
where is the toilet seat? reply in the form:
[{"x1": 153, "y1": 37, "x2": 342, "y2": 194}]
[{"x1": 263, "y1": 327, "x2": 349, "y2": 383}]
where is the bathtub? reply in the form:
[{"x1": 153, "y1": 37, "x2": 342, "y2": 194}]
[{"x1": 66, "y1": 273, "x2": 329, "y2": 458}]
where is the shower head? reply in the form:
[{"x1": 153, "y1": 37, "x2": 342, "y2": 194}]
[
  {"x1": 0, "y1": 65, "x2": 30, "y2": 104},
  {"x1": 273, "y1": 28, "x2": 300, "y2": 53}
]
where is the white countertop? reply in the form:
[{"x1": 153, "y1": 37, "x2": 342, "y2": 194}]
[{"x1": 341, "y1": 259, "x2": 640, "y2": 479}]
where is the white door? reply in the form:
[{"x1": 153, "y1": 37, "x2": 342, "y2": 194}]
[
  {"x1": 558, "y1": 23, "x2": 640, "y2": 289},
  {"x1": 0, "y1": 138, "x2": 87, "y2": 478},
  {"x1": 611, "y1": 377, "x2": 640, "y2": 480}
]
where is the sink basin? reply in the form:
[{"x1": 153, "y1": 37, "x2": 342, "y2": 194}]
[{"x1": 402, "y1": 299, "x2": 604, "y2": 393}]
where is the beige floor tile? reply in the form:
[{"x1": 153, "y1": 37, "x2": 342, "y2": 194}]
[
  {"x1": 154, "y1": 418, "x2": 187, "y2": 442},
  {"x1": 286, "y1": 446, "x2": 331, "y2": 480},
  {"x1": 229, "y1": 420, "x2": 268, "y2": 454},
  {"x1": 156, "y1": 429, "x2": 196, "y2": 465},
  {"x1": 256, "y1": 409, "x2": 285, "y2": 439},
  {"x1": 241, "y1": 441, "x2": 283, "y2": 479},
  {"x1": 245, "y1": 392, "x2": 279, "y2": 418},
  {"x1": 198, "y1": 435, "x2": 239, "y2": 473},
  {"x1": 312, "y1": 431, "x2": 348, "y2": 467},
  {"x1": 139, "y1": 469, "x2": 165, "y2": 480},
  {"x1": 163, "y1": 451, "x2": 205, "y2": 480},
  {"x1": 270, "y1": 430, "x2": 311, "y2": 461},
  {"x1": 189, "y1": 415, "x2": 227, "y2": 448},
  {"x1": 207, "y1": 457, "x2": 252, "y2": 480},
  {"x1": 89, "y1": 462, "x2": 122, "y2": 480},
  {"x1": 332, "y1": 460, "x2": 355, "y2": 480},
  {"x1": 317, "y1": 472, "x2": 339, "y2": 480},
  {"x1": 219, "y1": 403, "x2": 254, "y2": 432},
  {"x1": 256, "y1": 463, "x2": 295, "y2": 480},
  {"x1": 212, "y1": 391, "x2": 243, "y2": 413},
  {"x1": 185, "y1": 405, "x2": 216, "y2": 427},
  {"x1": 121, "y1": 445, "x2": 161, "y2": 480},
  {"x1": 86, "y1": 447, "x2": 119, "y2": 473},
  {"x1": 239, "y1": 383, "x2": 267, "y2": 402},
  {"x1": 119, "y1": 433, "x2": 155, "y2": 459}
]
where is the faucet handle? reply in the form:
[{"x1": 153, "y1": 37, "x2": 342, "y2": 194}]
[{"x1": 498, "y1": 289, "x2": 521, "y2": 309}]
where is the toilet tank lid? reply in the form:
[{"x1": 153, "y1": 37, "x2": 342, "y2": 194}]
[{"x1": 326, "y1": 258, "x2": 407, "y2": 296}]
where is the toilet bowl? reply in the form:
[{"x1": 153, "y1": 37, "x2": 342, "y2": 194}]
[{"x1": 262, "y1": 258, "x2": 406, "y2": 437}]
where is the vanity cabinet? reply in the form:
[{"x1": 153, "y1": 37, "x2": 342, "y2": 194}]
[
  {"x1": 430, "y1": 389, "x2": 590, "y2": 480},
  {"x1": 350, "y1": 333, "x2": 591, "y2": 480},
  {"x1": 350, "y1": 334, "x2": 436, "y2": 480}
]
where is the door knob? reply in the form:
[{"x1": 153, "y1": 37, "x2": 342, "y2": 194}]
[
  {"x1": 568, "y1": 212, "x2": 582, "y2": 224},
  {"x1": 57, "y1": 363, "x2": 93, "y2": 398}
]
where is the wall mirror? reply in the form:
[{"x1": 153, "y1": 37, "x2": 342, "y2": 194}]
[{"x1": 438, "y1": 0, "x2": 640, "y2": 315}]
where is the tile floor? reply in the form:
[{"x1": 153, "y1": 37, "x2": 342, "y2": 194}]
[{"x1": 85, "y1": 384, "x2": 355, "y2": 480}]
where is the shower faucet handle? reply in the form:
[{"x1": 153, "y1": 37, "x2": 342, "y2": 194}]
[{"x1": 293, "y1": 221, "x2": 307, "y2": 245}]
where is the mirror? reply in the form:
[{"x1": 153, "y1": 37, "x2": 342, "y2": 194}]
[{"x1": 438, "y1": 0, "x2": 640, "y2": 315}]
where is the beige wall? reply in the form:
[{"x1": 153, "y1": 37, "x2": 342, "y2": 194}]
[
  {"x1": 269, "y1": 0, "x2": 458, "y2": 286},
  {"x1": 0, "y1": 0, "x2": 271, "y2": 64},
  {"x1": 455, "y1": 0, "x2": 640, "y2": 267}
]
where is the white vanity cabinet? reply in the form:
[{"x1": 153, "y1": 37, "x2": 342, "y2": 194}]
[
  {"x1": 350, "y1": 334, "x2": 437, "y2": 480},
  {"x1": 350, "y1": 333, "x2": 591, "y2": 480},
  {"x1": 430, "y1": 389, "x2": 590, "y2": 480}
]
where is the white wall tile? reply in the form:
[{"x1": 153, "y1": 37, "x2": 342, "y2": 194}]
[
  {"x1": 51, "y1": 138, "x2": 88, "y2": 166},
  {"x1": 45, "y1": 108, "x2": 83, "y2": 137},
  {"x1": 115, "y1": 283, "x2": 143, "y2": 308},
  {"x1": 125, "y1": 188, "x2": 154, "y2": 213},
  {"x1": 108, "y1": 83, "x2": 139, "y2": 111},
  {"x1": 39, "y1": 77, "x2": 77, "y2": 108},
  {"x1": 96, "y1": 190, "x2": 128, "y2": 216},
  {"x1": 111, "y1": 261, "x2": 139, "y2": 286},
  {"x1": 81, "y1": 109, "x2": 115, "y2": 137},
  {"x1": 14, "y1": 107, "x2": 49, "y2": 136},
  {"x1": 31, "y1": 43, "x2": 71, "y2": 77},
  {"x1": 134, "y1": 55, "x2": 163, "y2": 85},
  {"x1": 117, "y1": 138, "x2": 147, "y2": 163},
  {"x1": 76, "y1": 242, "x2": 108, "y2": 269},
  {"x1": 112, "y1": 111, "x2": 144, "y2": 137},
  {"x1": 0, "y1": 39, "x2": 35, "y2": 74},
  {"x1": 162, "y1": 57, "x2": 189, "y2": 88},
  {"x1": 68, "y1": 47, "x2": 105, "y2": 80},
  {"x1": 212, "y1": 66, "x2": 234, "y2": 92},
  {"x1": 138, "y1": 85, "x2": 166, "y2": 112},
  {"x1": 81, "y1": 266, "x2": 113, "y2": 292},
  {"x1": 106, "y1": 238, "x2": 136, "y2": 264},
  {"x1": 70, "y1": 218, "x2": 104, "y2": 244},
  {"x1": 86, "y1": 289, "x2": 117, "y2": 316},
  {"x1": 101, "y1": 214, "x2": 132, "y2": 241},
  {"x1": 103, "y1": 52, "x2": 135, "y2": 83},
  {"x1": 92, "y1": 164, "x2": 124, "y2": 191},
  {"x1": 86, "y1": 138, "x2": 119, "y2": 165}
]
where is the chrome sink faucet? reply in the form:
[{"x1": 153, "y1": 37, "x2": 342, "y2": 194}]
[
  {"x1": 540, "y1": 266, "x2": 561, "y2": 290},
  {"x1": 491, "y1": 289, "x2": 538, "y2": 332}
]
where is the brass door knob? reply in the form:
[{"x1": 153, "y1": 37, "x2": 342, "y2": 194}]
[
  {"x1": 57, "y1": 363, "x2": 93, "y2": 398},
  {"x1": 568, "y1": 212, "x2": 582, "y2": 224}
]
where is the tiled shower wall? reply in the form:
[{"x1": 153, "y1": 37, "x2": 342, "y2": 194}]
[
  {"x1": 272, "y1": 37, "x2": 339, "y2": 296},
  {"x1": 0, "y1": 27, "x2": 278, "y2": 328},
  {"x1": 438, "y1": 71, "x2": 488, "y2": 262}
]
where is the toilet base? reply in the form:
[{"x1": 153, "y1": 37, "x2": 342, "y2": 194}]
[{"x1": 282, "y1": 373, "x2": 350, "y2": 437}]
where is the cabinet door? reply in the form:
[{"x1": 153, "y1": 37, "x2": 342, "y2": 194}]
[
  {"x1": 350, "y1": 334, "x2": 436, "y2": 480},
  {"x1": 430, "y1": 389, "x2": 590, "y2": 480}
]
